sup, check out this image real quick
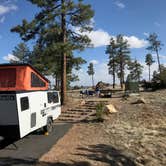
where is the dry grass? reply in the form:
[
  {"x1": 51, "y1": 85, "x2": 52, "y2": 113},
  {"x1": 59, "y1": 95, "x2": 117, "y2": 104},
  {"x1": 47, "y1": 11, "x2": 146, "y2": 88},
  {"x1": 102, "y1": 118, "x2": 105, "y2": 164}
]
[{"x1": 37, "y1": 90, "x2": 166, "y2": 166}]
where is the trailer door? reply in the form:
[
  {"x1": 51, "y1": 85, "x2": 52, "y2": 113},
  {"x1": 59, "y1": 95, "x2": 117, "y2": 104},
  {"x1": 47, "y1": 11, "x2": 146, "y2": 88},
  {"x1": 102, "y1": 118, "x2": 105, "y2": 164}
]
[{"x1": 17, "y1": 95, "x2": 31, "y2": 138}]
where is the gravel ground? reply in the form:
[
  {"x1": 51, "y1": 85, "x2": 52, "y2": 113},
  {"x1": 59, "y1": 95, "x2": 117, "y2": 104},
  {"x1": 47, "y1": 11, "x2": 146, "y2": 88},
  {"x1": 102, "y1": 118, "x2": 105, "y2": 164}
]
[{"x1": 36, "y1": 90, "x2": 166, "y2": 166}]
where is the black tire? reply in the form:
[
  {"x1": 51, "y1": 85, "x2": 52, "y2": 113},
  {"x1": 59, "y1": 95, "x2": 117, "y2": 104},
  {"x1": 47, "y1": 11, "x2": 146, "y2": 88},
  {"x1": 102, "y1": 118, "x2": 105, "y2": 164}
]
[{"x1": 44, "y1": 118, "x2": 53, "y2": 133}]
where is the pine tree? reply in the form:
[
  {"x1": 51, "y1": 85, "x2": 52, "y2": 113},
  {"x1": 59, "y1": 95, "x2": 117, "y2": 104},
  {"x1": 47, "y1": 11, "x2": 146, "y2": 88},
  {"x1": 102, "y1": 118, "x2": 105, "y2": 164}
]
[
  {"x1": 145, "y1": 53, "x2": 155, "y2": 82},
  {"x1": 128, "y1": 60, "x2": 143, "y2": 82},
  {"x1": 12, "y1": 43, "x2": 31, "y2": 64},
  {"x1": 116, "y1": 35, "x2": 130, "y2": 88},
  {"x1": 87, "y1": 63, "x2": 95, "y2": 87},
  {"x1": 11, "y1": 0, "x2": 94, "y2": 105},
  {"x1": 146, "y1": 33, "x2": 163, "y2": 74},
  {"x1": 106, "y1": 37, "x2": 118, "y2": 89}
]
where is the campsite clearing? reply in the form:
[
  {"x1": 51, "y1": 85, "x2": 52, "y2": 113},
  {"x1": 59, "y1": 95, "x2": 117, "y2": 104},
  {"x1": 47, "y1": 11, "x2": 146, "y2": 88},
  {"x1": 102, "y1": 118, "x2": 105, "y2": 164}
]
[{"x1": 37, "y1": 90, "x2": 166, "y2": 166}]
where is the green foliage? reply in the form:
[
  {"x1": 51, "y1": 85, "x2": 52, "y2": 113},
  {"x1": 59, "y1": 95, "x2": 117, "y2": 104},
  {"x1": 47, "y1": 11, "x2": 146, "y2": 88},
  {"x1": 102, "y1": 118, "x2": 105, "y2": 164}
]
[
  {"x1": 106, "y1": 37, "x2": 118, "y2": 88},
  {"x1": 145, "y1": 53, "x2": 155, "y2": 66},
  {"x1": 145, "y1": 53, "x2": 155, "y2": 81},
  {"x1": 146, "y1": 33, "x2": 163, "y2": 73},
  {"x1": 146, "y1": 33, "x2": 163, "y2": 52},
  {"x1": 125, "y1": 74, "x2": 139, "y2": 93},
  {"x1": 106, "y1": 37, "x2": 118, "y2": 75},
  {"x1": 116, "y1": 34, "x2": 131, "y2": 88},
  {"x1": 95, "y1": 102, "x2": 105, "y2": 122},
  {"x1": 87, "y1": 62, "x2": 94, "y2": 75},
  {"x1": 128, "y1": 60, "x2": 143, "y2": 81},
  {"x1": 11, "y1": 0, "x2": 94, "y2": 89},
  {"x1": 87, "y1": 62, "x2": 95, "y2": 87},
  {"x1": 105, "y1": 35, "x2": 131, "y2": 89},
  {"x1": 11, "y1": 0, "x2": 94, "y2": 52},
  {"x1": 11, "y1": 43, "x2": 31, "y2": 64}
]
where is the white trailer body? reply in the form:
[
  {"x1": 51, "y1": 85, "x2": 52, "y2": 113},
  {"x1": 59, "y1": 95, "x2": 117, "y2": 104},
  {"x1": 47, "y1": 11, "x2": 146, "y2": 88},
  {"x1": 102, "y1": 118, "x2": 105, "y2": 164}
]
[{"x1": 0, "y1": 90, "x2": 61, "y2": 138}]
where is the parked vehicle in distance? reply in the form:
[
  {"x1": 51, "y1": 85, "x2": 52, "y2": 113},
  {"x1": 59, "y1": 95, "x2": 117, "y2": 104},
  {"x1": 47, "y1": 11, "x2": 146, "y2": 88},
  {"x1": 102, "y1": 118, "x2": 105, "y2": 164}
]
[{"x1": 99, "y1": 89, "x2": 112, "y2": 98}]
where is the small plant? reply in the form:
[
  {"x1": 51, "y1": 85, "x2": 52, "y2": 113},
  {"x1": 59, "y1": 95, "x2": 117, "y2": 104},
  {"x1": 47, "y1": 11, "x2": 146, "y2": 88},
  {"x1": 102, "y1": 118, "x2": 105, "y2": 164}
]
[{"x1": 95, "y1": 102, "x2": 105, "y2": 122}]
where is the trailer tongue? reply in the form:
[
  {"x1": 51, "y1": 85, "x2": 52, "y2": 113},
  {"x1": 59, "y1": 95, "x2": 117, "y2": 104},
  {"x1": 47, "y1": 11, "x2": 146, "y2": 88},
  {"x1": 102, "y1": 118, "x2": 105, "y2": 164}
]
[{"x1": 0, "y1": 64, "x2": 61, "y2": 139}]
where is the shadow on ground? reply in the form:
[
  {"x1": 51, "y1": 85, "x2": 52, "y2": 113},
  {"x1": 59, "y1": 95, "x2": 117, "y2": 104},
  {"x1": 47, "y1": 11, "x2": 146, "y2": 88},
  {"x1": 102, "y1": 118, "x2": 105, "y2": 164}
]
[
  {"x1": 0, "y1": 130, "x2": 43, "y2": 150},
  {"x1": 0, "y1": 137, "x2": 19, "y2": 150},
  {"x1": 75, "y1": 144, "x2": 136, "y2": 166},
  {"x1": 0, "y1": 157, "x2": 91, "y2": 166},
  {"x1": 0, "y1": 144, "x2": 136, "y2": 166}
]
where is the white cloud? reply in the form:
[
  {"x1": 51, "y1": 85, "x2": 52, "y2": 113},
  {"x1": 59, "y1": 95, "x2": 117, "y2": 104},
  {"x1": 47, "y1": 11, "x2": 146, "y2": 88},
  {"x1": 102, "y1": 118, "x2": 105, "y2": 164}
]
[
  {"x1": 124, "y1": 36, "x2": 148, "y2": 48},
  {"x1": 84, "y1": 29, "x2": 147, "y2": 49},
  {"x1": 114, "y1": 1, "x2": 126, "y2": 9},
  {"x1": 0, "y1": 16, "x2": 5, "y2": 23},
  {"x1": 90, "y1": 60, "x2": 99, "y2": 65},
  {"x1": 75, "y1": 25, "x2": 147, "y2": 49},
  {"x1": 3, "y1": 54, "x2": 19, "y2": 62},
  {"x1": 0, "y1": 4, "x2": 18, "y2": 15},
  {"x1": 85, "y1": 29, "x2": 110, "y2": 47}
]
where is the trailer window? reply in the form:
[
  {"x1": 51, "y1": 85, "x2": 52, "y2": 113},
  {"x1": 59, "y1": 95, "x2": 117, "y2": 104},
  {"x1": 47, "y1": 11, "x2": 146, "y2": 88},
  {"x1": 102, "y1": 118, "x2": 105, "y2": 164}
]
[
  {"x1": 31, "y1": 72, "x2": 46, "y2": 87},
  {"x1": 21, "y1": 97, "x2": 29, "y2": 111},
  {"x1": 52, "y1": 92, "x2": 59, "y2": 103},
  {"x1": 47, "y1": 92, "x2": 52, "y2": 103},
  {"x1": 47, "y1": 92, "x2": 59, "y2": 103},
  {"x1": 0, "y1": 68, "x2": 16, "y2": 87}
]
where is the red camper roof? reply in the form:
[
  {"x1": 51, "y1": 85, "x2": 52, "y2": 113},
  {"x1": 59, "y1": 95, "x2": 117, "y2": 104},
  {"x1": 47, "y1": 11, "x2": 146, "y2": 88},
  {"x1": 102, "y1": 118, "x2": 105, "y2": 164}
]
[{"x1": 0, "y1": 64, "x2": 49, "y2": 91}]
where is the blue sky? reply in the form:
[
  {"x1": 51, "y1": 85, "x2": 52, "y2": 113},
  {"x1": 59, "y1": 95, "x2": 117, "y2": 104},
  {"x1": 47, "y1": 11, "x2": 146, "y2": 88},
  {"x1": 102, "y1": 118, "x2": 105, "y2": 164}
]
[{"x1": 0, "y1": 0, "x2": 166, "y2": 85}]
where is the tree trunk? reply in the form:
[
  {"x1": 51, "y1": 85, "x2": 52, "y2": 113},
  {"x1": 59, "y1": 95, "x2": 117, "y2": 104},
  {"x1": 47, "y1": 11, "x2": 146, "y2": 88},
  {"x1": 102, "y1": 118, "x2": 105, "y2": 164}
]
[
  {"x1": 92, "y1": 74, "x2": 94, "y2": 87},
  {"x1": 56, "y1": 76, "x2": 60, "y2": 90},
  {"x1": 113, "y1": 57, "x2": 115, "y2": 89},
  {"x1": 120, "y1": 72, "x2": 123, "y2": 89},
  {"x1": 61, "y1": 0, "x2": 67, "y2": 105},
  {"x1": 149, "y1": 65, "x2": 151, "y2": 82},
  {"x1": 55, "y1": 77, "x2": 57, "y2": 89},
  {"x1": 120, "y1": 60, "x2": 123, "y2": 89},
  {"x1": 156, "y1": 49, "x2": 161, "y2": 74},
  {"x1": 58, "y1": 79, "x2": 61, "y2": 90},
  {"x1": 113, "y1": 72, "x2": 115, "y2": 89}
]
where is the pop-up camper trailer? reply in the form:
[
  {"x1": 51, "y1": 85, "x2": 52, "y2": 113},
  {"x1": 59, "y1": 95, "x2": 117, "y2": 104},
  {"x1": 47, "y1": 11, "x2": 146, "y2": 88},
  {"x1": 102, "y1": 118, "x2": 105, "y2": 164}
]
[{"x1": 0, "y1": 64, "x2": 61, "y2": 139}]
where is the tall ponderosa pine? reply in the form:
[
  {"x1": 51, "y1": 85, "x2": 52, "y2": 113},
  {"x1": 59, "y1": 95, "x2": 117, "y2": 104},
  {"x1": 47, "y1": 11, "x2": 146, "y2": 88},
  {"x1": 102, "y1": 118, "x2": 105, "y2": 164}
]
[
  {"x1": 12, "y1": 43, "x2": 31, "y2": 64},
  {"x1": 145, "y1": 53, "x2": 155, "y2": 82},
  {"x1": 128, "y1": 60, "x2": 143, "y2": 82},
  {"x1": 116, "y1": 34, "x2": 130, "y2": 88},
  {"x1": 146, "y1": 33, "x2": 163, "y2": 74},
  {"x1": 87, "y1": 63, "x2": 95, "y2": 87},
  {"x1": 106, "y1": 37, "x2": 118, "y2": 89},
  {"x1": 11, "y1": 0, "x2": 94, "y2": 105}
]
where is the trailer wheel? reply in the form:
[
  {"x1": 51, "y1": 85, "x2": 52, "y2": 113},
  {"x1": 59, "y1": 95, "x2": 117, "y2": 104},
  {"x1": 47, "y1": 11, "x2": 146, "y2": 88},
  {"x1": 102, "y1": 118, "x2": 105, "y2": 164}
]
[{"x1": 44, "y1": 118, "x2": 53, "y2": 133}]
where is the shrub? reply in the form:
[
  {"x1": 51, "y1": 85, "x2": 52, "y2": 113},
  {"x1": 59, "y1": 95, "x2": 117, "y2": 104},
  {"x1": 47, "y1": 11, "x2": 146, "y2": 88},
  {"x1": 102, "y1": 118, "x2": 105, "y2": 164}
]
[
  {"x1": 125, "y1": 74, "x2": 139, "y2": 93},
  {"x1": 95, "y1": 102, "x2": 105, "y2": 122}
]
